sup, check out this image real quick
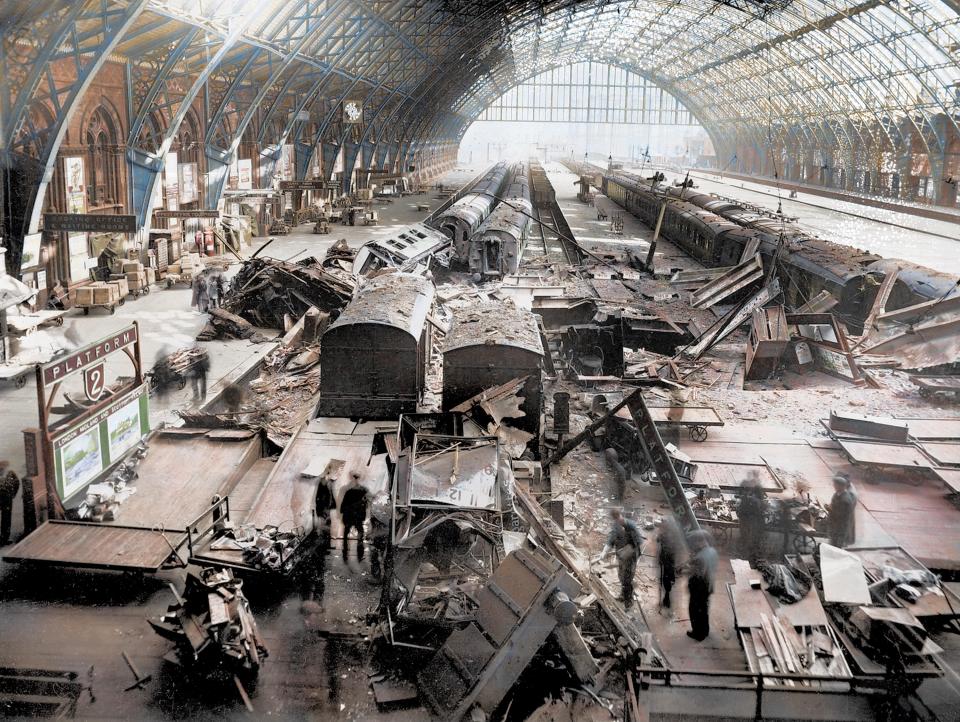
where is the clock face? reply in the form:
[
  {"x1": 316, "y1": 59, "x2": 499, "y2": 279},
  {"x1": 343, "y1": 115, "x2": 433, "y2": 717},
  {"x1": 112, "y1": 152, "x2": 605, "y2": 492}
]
[{"x1": 344, "y1": 101, "x2": 362, "y2": 122}]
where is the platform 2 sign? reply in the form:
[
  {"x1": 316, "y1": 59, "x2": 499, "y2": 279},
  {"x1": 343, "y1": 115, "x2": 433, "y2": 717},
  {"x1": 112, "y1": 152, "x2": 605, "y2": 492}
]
[
  {"x1": 40, "y1": 325, "x2": 138, "y2": 389},
  {"x1": 51, "y1": 384, "x2": 150, "y2": 500},
  {"x1": 44, "y1": 213, "x2": 137, "y2": 233}
]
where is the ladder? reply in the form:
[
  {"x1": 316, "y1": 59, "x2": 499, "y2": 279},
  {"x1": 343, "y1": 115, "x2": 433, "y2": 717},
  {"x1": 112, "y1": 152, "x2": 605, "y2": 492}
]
[{"x1": 626, "y1": 391, "x2": 701, "y2": 533}]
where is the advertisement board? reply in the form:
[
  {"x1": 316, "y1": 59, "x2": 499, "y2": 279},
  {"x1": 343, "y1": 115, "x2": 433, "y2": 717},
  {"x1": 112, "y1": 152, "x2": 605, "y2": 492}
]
[
  {"x1": 238, "y1": 158, "x2": 253, "y2": 189},
  {"x1": 51, "y1": 384, "x2": 150, "y2": 500},
  {"x1": 64, "y1": 157, "x2": 86, "y2": 214}
]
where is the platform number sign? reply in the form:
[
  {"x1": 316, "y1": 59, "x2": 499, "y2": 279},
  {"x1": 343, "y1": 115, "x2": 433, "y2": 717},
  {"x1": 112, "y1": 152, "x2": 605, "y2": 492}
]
[{"x1": 83, "y1": 363, "x2": 106, "y2": 401}]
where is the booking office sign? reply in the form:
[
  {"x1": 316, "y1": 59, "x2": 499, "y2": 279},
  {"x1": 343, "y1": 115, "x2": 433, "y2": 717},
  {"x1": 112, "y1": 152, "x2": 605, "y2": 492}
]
[{"x1": 35, "y1": 323, "x2": 149, "y2": 500}]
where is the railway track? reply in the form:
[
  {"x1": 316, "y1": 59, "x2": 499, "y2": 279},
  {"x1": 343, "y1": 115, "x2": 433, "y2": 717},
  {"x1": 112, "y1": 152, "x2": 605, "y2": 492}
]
[{"x1": 526, "y1": 161, "x2": 583, "y2": 268}]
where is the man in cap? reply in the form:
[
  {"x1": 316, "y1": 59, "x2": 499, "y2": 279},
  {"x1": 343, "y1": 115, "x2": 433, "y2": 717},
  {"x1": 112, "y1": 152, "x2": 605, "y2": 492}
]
[
  {"x1": 827, "y1": 473, "x2": 857, "y2": 548},
  {"x1": 597, "y1": 509, "x2": 645, "y2": 609},
  {"x1": 0, "y1": 461, "x2": 21, "y2": 546}
]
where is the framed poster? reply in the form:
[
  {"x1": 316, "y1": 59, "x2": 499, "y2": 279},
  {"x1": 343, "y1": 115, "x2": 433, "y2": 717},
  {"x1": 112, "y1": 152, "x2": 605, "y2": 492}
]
[
  {"x1": 51, "y1": 383, "x2": 150, "y2": 500},
  {"x1": 237, "y1": 158, "x2": 253, "y2": 189},
  {"x1": 20, "y1": 233, "x2": 42, "y2": 270},
  {"x1": 107, "y1": 395, "x2": 142, "y2": 460},
  {"x1": 179, "y1": 162, "x2": 198, "y2": 204},
  {"x1": 60, "y1": 427, "x2": 103, "y2": 499},
  {"x1": 64, "y1": 157, "x2": 86, "y2": 214}
]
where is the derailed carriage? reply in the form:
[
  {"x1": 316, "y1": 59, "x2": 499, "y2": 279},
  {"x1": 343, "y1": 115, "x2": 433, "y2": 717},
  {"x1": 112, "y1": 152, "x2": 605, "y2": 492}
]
[
  {"x1": 434, "y1": 162, "x2": 510, "y2": 265},
  {"x1": 602, "y1": 173, "x2": 894, "y2": 332},
  {"x1": 467, "y1": 163, "x2": 532, "y2": 278}
]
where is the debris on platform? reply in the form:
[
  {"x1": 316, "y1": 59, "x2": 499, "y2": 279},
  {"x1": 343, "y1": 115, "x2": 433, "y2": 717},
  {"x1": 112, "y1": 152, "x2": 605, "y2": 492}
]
[
  {"x1": 208, "y1": 524, "x2": 309, "y2": 573},
  {"x1": 196, "y1": 308, "x2": 266, "y2": 342},
  {"x1": 149, "y1": 567, "x2": 268, "y2": 678},
  {"x1": 222, "y1": 256, "x2": 354, "y2": 329}
]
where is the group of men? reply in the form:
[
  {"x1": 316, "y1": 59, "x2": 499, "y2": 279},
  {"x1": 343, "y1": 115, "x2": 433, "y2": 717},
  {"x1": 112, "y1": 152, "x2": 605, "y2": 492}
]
[
  {"x1": 190, "y1": 269, "x2": 226, "y2": 314},
  {"x1": 598, "y1": 469, "x2": 858, "y2": 643},
  {"x1": 598, "y1": 509, "x2": 718, "y2": 641},
  {"x1": 315, "y1": 472, "x2": 388, "y2": 577}
]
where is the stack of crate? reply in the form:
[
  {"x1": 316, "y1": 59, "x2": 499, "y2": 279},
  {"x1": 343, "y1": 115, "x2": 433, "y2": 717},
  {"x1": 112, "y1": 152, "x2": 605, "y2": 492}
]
[
  {"x1": 75, "y1": 282, "x2": 120, "y2": 307},
  {"x1": 122, "y1": 260, "x2": 149, "y2": 293}
]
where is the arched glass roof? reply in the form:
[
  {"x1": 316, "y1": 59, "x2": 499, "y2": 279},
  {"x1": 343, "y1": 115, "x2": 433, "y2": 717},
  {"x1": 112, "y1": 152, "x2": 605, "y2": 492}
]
[{"x1": 4, "y1": 0, "x2": 960, "y2": 170}]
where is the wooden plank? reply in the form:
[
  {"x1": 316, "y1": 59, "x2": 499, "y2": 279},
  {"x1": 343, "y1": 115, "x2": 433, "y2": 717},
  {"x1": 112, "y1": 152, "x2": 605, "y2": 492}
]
[
  {"x1": 2, "y1": 521, "x2": 184, "y2": 571},
  {"x1": 775, "y1": 587, "x2": 829, "y2": 628},
  {"x1": 728, "y1": 582, "x2": 777, "y2": 629},
  {"x1": 244, "y1": 424, "x2": 388, "y2": 538},
  {"x1": 857, "y1": 269, "x2": 899, "y2": 343},
  {"x1": 112, "y1": 435, "x2": 261, "y2": 529},
  {"x1": 691, "y1": 254, "x2": 763, "y2": 309},
  {"x1": 615, "y1": 405, "x2": 724, "y2": 427}
]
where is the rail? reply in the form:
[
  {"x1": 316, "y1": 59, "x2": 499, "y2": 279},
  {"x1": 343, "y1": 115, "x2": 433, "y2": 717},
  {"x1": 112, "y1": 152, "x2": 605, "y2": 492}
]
[
  {"x1": 636, "y1": 664, "x2": 935, "y2": 720},
  {"x1": 184, "y1": 496, "x2": 232, "y2": 559}
]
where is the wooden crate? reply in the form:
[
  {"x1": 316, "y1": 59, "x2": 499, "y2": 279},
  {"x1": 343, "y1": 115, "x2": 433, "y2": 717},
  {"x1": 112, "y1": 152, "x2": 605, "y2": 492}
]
[
  {"x1": 92, "y1": 283, "x2": 120, "y2": 305},
  {"x1": 74, "y1": 286, "x2": 96, "y2": 306},
  {"x1": 108, "y1": 276, "x2": 130, "y2": 297}
]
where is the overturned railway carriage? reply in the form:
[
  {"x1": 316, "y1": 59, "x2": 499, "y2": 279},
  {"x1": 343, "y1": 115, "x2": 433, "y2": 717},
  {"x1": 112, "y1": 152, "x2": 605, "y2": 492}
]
[
  {"x1": 352, "y1": 223, "x2": 450, "y2": 277},
  {"x1": 318, "y1": 274, "x2": 435, "y2": 418},
  {"x1": 435, "y1": 162, "x2": 510, "y2": 266},
  {"x1": 603, "y1": 173, "x2": 886, "y2": 332},
  {"x1": 469, "y1": 163, "x2": 532, "y2": 278}
]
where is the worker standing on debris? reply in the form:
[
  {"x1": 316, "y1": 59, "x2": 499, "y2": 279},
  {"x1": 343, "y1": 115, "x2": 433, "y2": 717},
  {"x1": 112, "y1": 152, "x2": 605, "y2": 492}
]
[
  {"x1": 686, "y1": 530, "x2": 717, "y2": 641},
  {"x1": 339, "y1": 472, "x2": 370, "y2": 562},
  {"x1": 598, "y1": 509, "x2": 644, "y2": 609},
  {"x1": 0, "y1": 461, "x2": 21, "y2": 546},
  {"x1": 657, "y1": 517, "x2": 684, "y2": 611},
  {"x1": 738, "y1": 471, "x2": 767, "y2": 562},
  {"x1": 827, "y1": 473, "x2": 857, "y2": 548}
]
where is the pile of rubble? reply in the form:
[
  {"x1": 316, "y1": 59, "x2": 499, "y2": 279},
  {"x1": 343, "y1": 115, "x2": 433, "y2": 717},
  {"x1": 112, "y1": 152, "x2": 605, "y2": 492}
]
[
  {"x1": 149, "y1": 567, "x2": 268, "y2": 679},
  {"x1": 221, "y1": 255, "x2": 354, "y2": 329},
  {"x1": 207, "y1": 524, "x2": 308, "y2": 574},
  {"x1": 196, "y1": 308, "x2": 268, "y2": 342}
]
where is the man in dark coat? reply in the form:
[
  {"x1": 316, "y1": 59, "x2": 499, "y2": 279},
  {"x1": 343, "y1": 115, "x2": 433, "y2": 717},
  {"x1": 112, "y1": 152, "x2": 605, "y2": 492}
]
[
  {"x1": 339, "y1": 472, "x2": 370, "y2": 562},
  {"x1": 687, "y1": 530, "x2": 718, "y2": 641},
  {"x1": 598, "y1": 509, "x2": 645, "y2": 608},
  {"x1": 315, "y1": 476, "x2": 337, "y2": 551},
  {"x1": 0, "y1": 461, "x2": 21, "y2": 546},
  {"x1": 828, "y1": 473, "x2": 857, "y2": 548},
  {"x1": 657, "y1": 516, "x2": 684, "y2": 610}
]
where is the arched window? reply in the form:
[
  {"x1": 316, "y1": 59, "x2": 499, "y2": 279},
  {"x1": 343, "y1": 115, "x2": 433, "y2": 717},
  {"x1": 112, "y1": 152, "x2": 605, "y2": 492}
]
[{"x1": 84, "y1": 105, "x2": 123, "y2": 209}]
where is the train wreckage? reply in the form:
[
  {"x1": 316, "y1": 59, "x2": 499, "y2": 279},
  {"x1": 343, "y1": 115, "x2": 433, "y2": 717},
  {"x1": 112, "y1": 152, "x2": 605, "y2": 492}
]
[{"x1": 3, "y1": 160, "x2": 959, "y2": 721}]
